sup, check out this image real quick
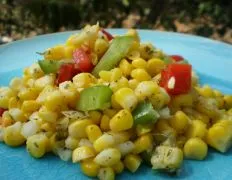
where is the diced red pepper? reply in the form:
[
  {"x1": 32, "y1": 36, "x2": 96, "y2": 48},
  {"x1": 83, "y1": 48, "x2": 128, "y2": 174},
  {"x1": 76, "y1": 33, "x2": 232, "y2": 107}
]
[
  {"x1": 160, "y1": 64, "x2": 192, "y2": 95},
  {"x1": 56, "y1": 63, "x2": 80, "y2": 84},
  {"x1": 0, "y1": 108, "x2": 7, "y2": 117},
  {"x1": 170, "y1": 55, "x2": 184, "y2": 62},
  {"x1": 101, "y1": 29, "x2": 114, "y2": 41},
  {"x1": 73, "y1": 47, "x2": 93, "y2": 72}
]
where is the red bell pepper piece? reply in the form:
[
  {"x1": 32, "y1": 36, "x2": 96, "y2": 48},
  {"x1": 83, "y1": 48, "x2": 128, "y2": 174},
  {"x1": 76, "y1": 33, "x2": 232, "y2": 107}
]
[
  {"x1": 160, "y1": 64, "x2": 192, "y2": 95},
  {"x1": 0, "y1": 108, "x2": 7, "y2": 117},
  {"x1": 56, "y1": 63, "x2": 80, "y2": 84},
  {"x1": 170, "y1": 55, "x2": 184, "y2": 62},
  {"x1": 101, "y1": 29, "x2": 114, "y2": 41},
  {"x1": 73, "y1": 47, "x2": 93, "y2": 72}
]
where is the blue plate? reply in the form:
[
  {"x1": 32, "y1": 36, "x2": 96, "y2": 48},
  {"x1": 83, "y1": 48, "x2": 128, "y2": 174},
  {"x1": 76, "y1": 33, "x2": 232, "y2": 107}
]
[{"x1": 0, "y1": 30, "x2": 232, "y2": 180}]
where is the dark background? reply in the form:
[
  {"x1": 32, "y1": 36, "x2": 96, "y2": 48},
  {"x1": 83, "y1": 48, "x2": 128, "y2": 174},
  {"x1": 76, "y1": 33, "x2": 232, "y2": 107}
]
[{"x1": 0, "y1": 0, "x2": 232, "y2": 44}]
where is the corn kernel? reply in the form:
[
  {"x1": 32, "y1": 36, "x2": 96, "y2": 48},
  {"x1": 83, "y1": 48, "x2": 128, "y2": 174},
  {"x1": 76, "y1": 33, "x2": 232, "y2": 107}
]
[
  {"x1": 184, "y1": 137, "x2": 208, "y2": 160},
  {"x1": 224, "y1": 95, "x2": 232, "y2": 109},
  {"x1": 21, "y1": 100, "x2": 40, "y2": 113},
  {"x1": 119, "y1": 59, "x2": 133, "y2": 76},
  {"x1": 10, "y1": 77, "x2": 24, "y2": 92},
  {"x1": 131, "y1": 68, "x2": 151, "y2": 81},
  {"x1": 186, "y1": 120, "x2": 207, "y2": 139},
  {"x1": 197, "y1": 85, "x2": 214, "y2": 98},
  {"x1": 64, "y1": 46, "x2": 75, "y2": 59},
  {"x1": 108, "y1": 131, "x2": 132, "y2": 144},
  {"x1": 111, "y1": 94, "x2": 122, "y2": 110},
  {"x1": 94, "y1": 148, "x2": 121, "y2": 166},
  {"x1": 134, "y1": 81, "x2": 159, "y2": 100},
  {"x1": 9, "y1": 108, "x2": 27, "y2": 122},
  {"x1": 34, "y1": 74, "x2": 55, "y2": 92},
  {"x1": 1, "y1": 111, "x2": 14, "y2": 127},
  {"x1": 99, "y1": 71, "x2": 112, "y2": 82},
  {"x1": 133, "y1": 134, "x2": 153, "y2": 154},
  {"x1": 147, "y1": 58, "x2": 166, "y2": 76},
  {"x1": 93, "y1": 133, "x2": 115, "y2": 152},
  {"x1": 18, "y1": 88, "x2": 38, "y2": 101},
  {"x1": 27, "y1": 63, "x2": 44, "y2": 79},
  {"x1": 136, "y1": 124, "x2": 153, "y2": 136},
  {"x1": 81, "y1": 158, "x2": 100, "y2": 177},
  {"x1": 100, "y1": 115, "x2": 110, "y2": 131},
  {"x1": 131, "y1": 57, "x2": 147, "y2": 69},
  {"x1": 110, "y1": 68, "x2": 122, "y2": 81},
  {"x1": 65, "y1": 136, "x2": 80, "y2": 150},
  {"x1": 98, "y1": 167, "x2": 115, "y2": 180},
  {"x1": 116, "y1": 141, "x2": 135, "y2": 156},
  {"x1": 36, "y1": 85, "x2": 55, "y2": 105},
  {"x1": 139, "y1": 43, "x2": 154, "y2": 60},
  {"x1": 73, "y1": 73, "x2": 96, "y2": 88},
  {"x1": 69, "y1": 119, "x2": 93, "y2": 138},
  {"x1": 128, "y1": 79, "x2": 139, "y2": 90},
  {"x1": 38, "y1": 107, "x2": 57, "y2": 123},
  {"x1": 8, "y1": 96, "x2": 21, "y2": 109},
  {"x1": 86, "y1": 124, "x2": 102, "y2": 143},
  {"x1": 44, "y1": 90, "x2": 64, "y2": 112},
  {"x1": 72, "y1": 146, "x2": 96, "y2": 163},
  {"x1": 89, "y1": 111, "x2": 102, "y2": 125},
  {"x1": 94, "y1": 38, "x2": 109, "y2": 57},
  {"x1": 112, "y1": 161, "x2": 124, "y2": 174},
  {"x1": 114, "y1": 88, "x2": 138, "y2": 111},
  {"x1": 124, "y1": 154, "x2": 141, "y2": 172},
  {"x1": 169, "y1": 111, "x2": 190, "y2": 133},
  {"x1": 44, "y1": 45, "x2": 65, "y2": 60},
  {"x1": 110, "y1": 109, "x2": 133, "y2": 132}
]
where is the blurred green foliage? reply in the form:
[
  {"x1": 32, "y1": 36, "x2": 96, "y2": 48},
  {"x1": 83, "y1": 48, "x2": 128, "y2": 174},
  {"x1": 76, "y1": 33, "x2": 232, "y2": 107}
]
[{"x1": 0, "y1": 0, "x2": 232, "y2": 41}]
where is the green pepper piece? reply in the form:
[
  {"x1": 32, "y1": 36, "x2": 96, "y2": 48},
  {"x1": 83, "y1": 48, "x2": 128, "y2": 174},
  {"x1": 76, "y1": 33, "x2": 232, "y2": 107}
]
[
  {"x1": 38, "y1": 60, "x2": 63, "y2": 74},
  {"x1": 77, "y1": 85, "x2": 113, "y2": 111},
  {"x1": 132, "y1": 101, "x2": 159, "y2": 125},
  {"x1": 92, "y1": 36, "x2": 134, "y2": 77}
]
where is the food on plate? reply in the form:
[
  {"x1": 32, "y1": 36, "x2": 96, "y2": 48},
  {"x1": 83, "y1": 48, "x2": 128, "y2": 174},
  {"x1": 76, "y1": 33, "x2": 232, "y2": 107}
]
[{"x1": 1, "y1": 24, "x2": 232, "y2": 179}]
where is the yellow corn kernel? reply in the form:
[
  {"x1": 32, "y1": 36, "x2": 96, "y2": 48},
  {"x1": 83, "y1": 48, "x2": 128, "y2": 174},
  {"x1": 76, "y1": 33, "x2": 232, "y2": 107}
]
[
  {"x1": 114, "y1": 88, "x2": 138, "y2": 111},
  {"x1": 147, "y1": 58, "x2": 166, "y2": 76},
  {"x1": 72, "y1": 146, "x2": 96, "y2": 163},
  {"x1": 110, "y1": 77, "x2": 129, "y2": 92},
  {"x1": 216, "y1": 96, "x2": 224, "y2": 109},
  {"x1": 10, "y1": 77, "x2": 24, "y2": 92},
  {"x1": 65, "y1": 136, "x2": 79, "y2": 150},
  {"x1": 186, "y1": 120, "x2": 207, "y2": 139},
  {"x1": 34, "y1": 74, "x2": 55, "y2": 92},
  {"x1": 133, "y1": 134, "x2": 153, "y2": 154},
  {"x1": 93, "y1": 133, "x2": 115, "y2": 152},
  {"x1": 99, "y1": 71, "x2": 112, "y2": 82},
  {"x1": 73, "y1": 73, "x2": 96, "y2": 88},
  {"x1": 103, "y1": 109, "x2": 117, "y2": 118},
  {"x1": 169, "y1": 111, "x2": 190, "y2": 133},
  {"x1": 155, "y1": 119, "x2": 172, "y2": 132},
  {"x1": 98, "y1": 167, "x2": 115, "y2": 180},
  {"x1": 1, "y1": 111, "x2": 14, "y2": 127},
  {"x1": 89, "y1": 111, "x2": 102, "y2": 125},
  {"x1": 86, "y1": 124, "x2": 102, "y2": 143},
  {"x1": 197, "y1": 85, "x2": 214, "y2": 98},
  {"x1": 176, "y1": 136, "x2": 187, "y2": 149},
  {"x1": 127, "y1": 50, "x2": 140, "y2": 59},
  {"x1": 81, "y1": 158, "x2": 100, "y2": 177},
  {"x1": 9, "y1": 108, "x2": 27, "y2": 122},
  {"x1": 131, "y1": 68, "x2": 151, "y2": 81},
  {"x1": 27, "y1": 63, "x2": 44, "y2": 79},
  {"x1": 4, "y1": 122, "x2": 25, "y2": 146},
  {"x1": 26, "y1": 133, "x2": 49, "y2": 158},
  {"x1": 171, "y1": 93, "x2": 193, "y2": 107},
  {"x1": 112, "y1": 161, "x2": 124, "y2": 174},
  {"x1": 111, "y1": 94, "x2": 122, "y2": 110},
  {"x1": 116, "y1": 141, "x2": 135, "y2": 156},
  {"x1": 94, "y1": 148, "x2": 121, "y2": 166},
  {"x1": 184, "y1": 137, "x2": 208, "y2": 160},
  {"x1": 149, "y1": 93, "x2": 166, "y2": 110},
  {"x1": 44, "y1": 45, "x2": 65, "y2": 60},
  {"x1": 59, "y1": 81, "x2": 79, "y2": 108},
  {"x1": 100, "y1": 115, "x2": 110, "y2": 131},
  {"x1": 18, "y1": 88, "x2": 38, "y2": 101},
  {"x1": 0, "y1": 87, "x2": 16, "y2": 108},
  {"x1": 124, "y1": 154, "x2": 142, "y2": 173},
  {"x1": 36, "y1": 85, "x2": 55, "y2": 105},
  {"x1": 79, "y1": 138, "x2": 93, "y2": 148},
  {"x1": 136, "y1": 124, "x2": 153, "y2": 136},
  {"x1": 139, "y1": 43, "x2": 155, "y2": 60},
  {"x1": 40, "y1": 122, "x2": 56, "y2": 133},
  {"x1": 183, "y1": 108, "x2": 210, "y2": 125},
  {"x1": 94, "y1": 38, "x2": 109, "y2": 57},
  {"x1": 68, "y1": 119, "x2": 93, "y2": 138},
  {"x1": 224, "y1": 95, "x2": 232, "y2": 109},
  {"x1": 119, "y1": 59, "x2": 133, "y2": 77},
  {"x1": 131, "y1": 57, "x2": 147, "y2": 69},
  {"x1": 64, "y1": 45, "x2": 75, "y2": 59},
  {"x1": 128, "y1": 79, "x2": 139, "y2": 90},
  {"x1": 214, "y1": 89, "x2": 223, "y2": 97},
  {"x1": 134, "y1": 81, "x2": 159, "y2": 100},
  {"x1": 48, "y1": 133, "x2": 65, "y2": 153},
  {"x1": 44, "y1": 90, "x2": 64, "y2": 112},
  {"x1": 108, "y1": 131, "x2": 132, "y2": 144},
  {"x1": 38, "y1": 106, "x2": 57, "y2": 123},
  {"x1": 110, "y1": 109, "x2": 133, "y2": 132},
  {"x1": 21, "y1": 100, "x2": 40, "y2": 113},
  {"x1": 206, "y1": 120, "x2": 232, "y2": 153},
  {"x1": 110, "y1": 68, "x2": 122, "y2": 81},
  {"x1": 8, "y1": 96, "x2": 21, "y2": 109}
]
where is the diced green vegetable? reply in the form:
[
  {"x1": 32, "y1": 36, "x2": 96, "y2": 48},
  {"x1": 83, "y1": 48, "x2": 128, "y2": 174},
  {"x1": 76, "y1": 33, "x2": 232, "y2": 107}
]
[
  {"x1": 151, "y1": 146, "x2": 183, "y2": 173},
  {"x1": 92, "y1": 36, "x2": 134, "y2": 77},
  {"x1": 77, "y1": 85, "x2": 113, "y2": 111},
  {"x1": 38, "y1": 60, "x2": 63, "y2": 74},
  {"x1": 132, "y1": 101, "x2": 159, "y2": 125}
]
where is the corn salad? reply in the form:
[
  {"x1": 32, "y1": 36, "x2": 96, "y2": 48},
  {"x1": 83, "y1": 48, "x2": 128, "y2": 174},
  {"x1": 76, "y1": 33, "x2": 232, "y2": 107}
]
[{"x1": 1, "y1": 24, "x2": 232, "y2": 179}]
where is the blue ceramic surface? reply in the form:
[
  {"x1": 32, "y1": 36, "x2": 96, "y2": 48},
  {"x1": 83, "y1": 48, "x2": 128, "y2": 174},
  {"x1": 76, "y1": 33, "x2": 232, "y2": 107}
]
[{"x1": 0, "y1": 30, "x2": 232, "y2": 180}]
